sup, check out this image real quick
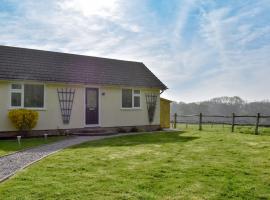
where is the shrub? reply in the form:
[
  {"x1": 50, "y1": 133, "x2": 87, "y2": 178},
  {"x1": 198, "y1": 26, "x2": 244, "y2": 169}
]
[{"x1": 8, "y1": 109, "x2": 39, "y2": 133}]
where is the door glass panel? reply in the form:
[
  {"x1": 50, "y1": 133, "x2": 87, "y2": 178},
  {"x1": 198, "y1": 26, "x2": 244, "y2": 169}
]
[
  {"x1": 86, "y1": 90, "x2": 97, "y2": 110},
  {"x1": 86, "y1": 88, "x2": 99, "y2": 125}
]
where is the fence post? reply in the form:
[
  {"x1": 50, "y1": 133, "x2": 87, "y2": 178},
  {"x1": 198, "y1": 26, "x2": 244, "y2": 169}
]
[
  {"x1": 231, "y1": 113, "x2": 235, "y2": 132},
  {"x1": 174, "y1": 113, "x2": 177, "y2": 129},
  {"x1": 199, "y1": 113, "x2": 202, "y2": 131},
  {"x1": 255, "y1": 113, "x2": 260, "y2": 135}
]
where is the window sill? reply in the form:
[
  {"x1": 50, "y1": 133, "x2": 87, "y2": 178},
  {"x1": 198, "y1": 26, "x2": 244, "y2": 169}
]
[
  {"x1": 8, "y1": 107, "x2": 47, "y2": 111},
  {"x1": 120, "y1": 107, "x2": 142, "y2": 111}
]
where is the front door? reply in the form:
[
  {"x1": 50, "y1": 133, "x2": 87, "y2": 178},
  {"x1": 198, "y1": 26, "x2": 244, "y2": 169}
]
[{"x1": 85, "y1": 88, "x2": 99, "y2": 125}]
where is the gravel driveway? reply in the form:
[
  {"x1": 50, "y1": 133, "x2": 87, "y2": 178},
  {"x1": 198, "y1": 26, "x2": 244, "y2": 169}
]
[{"x1": 0, "y1": 133, "x2": 143, "y2": 183}]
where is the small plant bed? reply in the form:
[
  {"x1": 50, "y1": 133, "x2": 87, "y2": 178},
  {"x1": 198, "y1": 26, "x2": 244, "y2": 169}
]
[
  {"x1": 0, "y1": 131, "x2": 269, "y2": 199},
  {"x1": 0, "y1": 136, "x2": 66, "y2": 157}
]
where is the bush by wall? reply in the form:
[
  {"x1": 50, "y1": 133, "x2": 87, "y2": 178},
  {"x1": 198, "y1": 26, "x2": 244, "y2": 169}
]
[{"x1": 8, "y1": 109, "x2": 39, "y2": 134}]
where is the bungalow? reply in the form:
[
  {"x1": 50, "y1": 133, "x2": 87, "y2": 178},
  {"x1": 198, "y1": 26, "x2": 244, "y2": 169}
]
[{"x1": 0, "y1": 45, "x2": 167, "y2": 136}]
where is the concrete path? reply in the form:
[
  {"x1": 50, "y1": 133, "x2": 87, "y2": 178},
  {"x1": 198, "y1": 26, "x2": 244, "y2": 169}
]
[{"x1": 0, "y1": 133, "x2": 143, "y2": 183}]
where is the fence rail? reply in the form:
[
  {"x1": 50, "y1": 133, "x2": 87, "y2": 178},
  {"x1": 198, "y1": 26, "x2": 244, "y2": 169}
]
[{"x1": 172, "y1": 113, "x2": 270, "y2": 134}]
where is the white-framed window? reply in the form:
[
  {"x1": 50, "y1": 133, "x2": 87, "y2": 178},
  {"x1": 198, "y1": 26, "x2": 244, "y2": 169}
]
[
  {"x1": 122, "y1": 88, "x2": 141, "y2": 108},
  {"x1": 10, "y1": 83, "x2": 45, "y2": 109},
  {"x1": 10, "y1": 84, "x2": 22, "y2": 107},
  {"x1": 133, "y1": 89, "x2": 140, "y2": 108}
]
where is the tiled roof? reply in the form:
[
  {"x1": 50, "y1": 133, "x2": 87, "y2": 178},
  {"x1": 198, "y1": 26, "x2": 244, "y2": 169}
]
[{"x1": 0, "y1": 45, "x2": 167, "y2": 90}]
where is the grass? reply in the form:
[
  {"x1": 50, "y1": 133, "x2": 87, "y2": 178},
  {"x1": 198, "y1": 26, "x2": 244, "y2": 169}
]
[
  {"x1": 0, "y1": 136, "x2": 66, "y2": 157},
  {"x1": 177, "y1": 123, "x2": 270, "y2": 136},
  {"x1": 0, "y1": 130, "x2": 270, "y2": 200}
]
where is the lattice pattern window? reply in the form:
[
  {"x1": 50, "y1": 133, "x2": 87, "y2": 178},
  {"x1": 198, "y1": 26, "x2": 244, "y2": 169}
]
[
  {"x1": 145, "y1": 93, "x2": 158, "y2": 123},
  {"x1": 57, "y1": 88, "x2": 76, "y2": 124}
]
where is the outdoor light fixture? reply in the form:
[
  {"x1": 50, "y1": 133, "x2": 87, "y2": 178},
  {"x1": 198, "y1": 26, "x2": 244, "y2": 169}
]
[{"x1": 17, "y1": 135, "x2": 21, "y2": 146}]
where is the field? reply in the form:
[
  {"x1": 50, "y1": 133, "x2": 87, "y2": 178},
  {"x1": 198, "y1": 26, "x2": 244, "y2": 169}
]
[
  {"x1": 0, "y1": 129, "x2": 270, "y2": 200},
  {"x1": 0, "y1": 136, "x2": 66, "y2": 157},
  {"x1": 176, "y1": 123, "x2": 270, "y2": 136}
]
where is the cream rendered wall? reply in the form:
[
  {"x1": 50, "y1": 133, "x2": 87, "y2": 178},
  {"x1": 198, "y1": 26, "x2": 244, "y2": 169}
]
[
  {"x1": 0, "y1": 82, "x2": 12, "y2": 131},
  {"x1": 99, "y1": 86, "x2": 160, "y2": 127},
  {"x1": 0, "y1": 81, "x2": 160, "y2": 132},
  {"x1": 0, "y1": 81, "x2": 85, "y2": 131},
  {"x1": 38, "y1": 84, "x2": 85, "y2": 130}
]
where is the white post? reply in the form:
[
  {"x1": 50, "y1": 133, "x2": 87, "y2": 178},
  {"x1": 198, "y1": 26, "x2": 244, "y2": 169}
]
[
  {"x1": 44, "y1": 134, "x2": 48, "y2": 141},
  {"x1": 17, "y1": 136, "x2": 21, "y2": 146}
]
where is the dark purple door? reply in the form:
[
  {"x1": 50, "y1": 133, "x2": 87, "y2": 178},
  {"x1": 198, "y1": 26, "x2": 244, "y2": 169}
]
[{"x1": 85, "y1": 88, "x2": 99, "y2": 125}]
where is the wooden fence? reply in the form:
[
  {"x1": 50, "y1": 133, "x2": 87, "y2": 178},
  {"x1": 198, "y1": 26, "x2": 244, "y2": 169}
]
[{"x1": 172, "y1": 113, "x2": 270, "y2": 135}]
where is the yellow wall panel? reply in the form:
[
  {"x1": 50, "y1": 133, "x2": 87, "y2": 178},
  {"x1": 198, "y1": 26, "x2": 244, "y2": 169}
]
[{"x1": 160, "y1": 98, "x2": 171, "y2": 128}]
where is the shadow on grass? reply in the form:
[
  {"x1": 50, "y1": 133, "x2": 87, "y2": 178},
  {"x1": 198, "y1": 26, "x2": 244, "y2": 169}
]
[{"x1": 71, "y1": 132, "x2": 199, "y2": 149}]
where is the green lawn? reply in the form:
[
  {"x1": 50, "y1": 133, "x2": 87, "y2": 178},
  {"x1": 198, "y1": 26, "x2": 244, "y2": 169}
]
[
  {"x1": 177, "y1": 123, "x2": 270, "y2": 136},
  {"x1": 0, "y1": 136, "x2": 66, "y2": 157},
  {"x1": 0, "y1": 130, "x2": 270, "y2": 200}
]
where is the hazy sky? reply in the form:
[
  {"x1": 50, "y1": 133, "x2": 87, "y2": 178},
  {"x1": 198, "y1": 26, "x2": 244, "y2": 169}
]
[{"x1": 0, "y1": 0, "x2": 269, "y2": 102}]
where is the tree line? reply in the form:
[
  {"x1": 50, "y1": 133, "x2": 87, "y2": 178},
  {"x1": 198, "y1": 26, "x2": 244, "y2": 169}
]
[{"x1": 171, "y1": 96, "x2": 270, "y2": 124}]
